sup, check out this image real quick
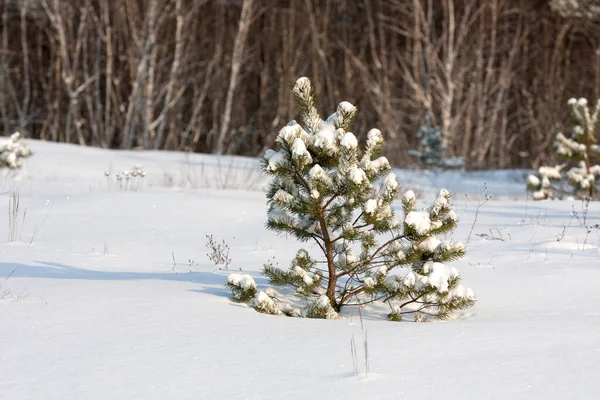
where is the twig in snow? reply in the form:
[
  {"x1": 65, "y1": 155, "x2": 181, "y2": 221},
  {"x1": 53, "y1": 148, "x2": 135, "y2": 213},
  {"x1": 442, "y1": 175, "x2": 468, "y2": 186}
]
[{"x1": 466, "y1": 183, "x2": 491, "y2": 243}]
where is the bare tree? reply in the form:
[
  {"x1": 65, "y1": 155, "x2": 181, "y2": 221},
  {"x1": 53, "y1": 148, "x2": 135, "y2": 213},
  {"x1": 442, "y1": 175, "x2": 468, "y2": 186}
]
[
  {"x1": 215, "y1": 0, "x2": 254, "y2": 155},
  {"x1": 0, "y1": 0, "x2": 598, "y2": 170}
]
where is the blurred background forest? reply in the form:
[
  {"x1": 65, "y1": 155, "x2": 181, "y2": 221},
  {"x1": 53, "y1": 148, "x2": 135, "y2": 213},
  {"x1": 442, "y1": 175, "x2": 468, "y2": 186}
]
[{"x1": 1, "y1": 0, "x2": 599, "y2": 169}]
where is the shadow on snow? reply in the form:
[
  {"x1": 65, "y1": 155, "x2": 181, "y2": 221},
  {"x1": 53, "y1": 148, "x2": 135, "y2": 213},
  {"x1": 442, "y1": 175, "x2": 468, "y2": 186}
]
[{"x1": 0, "y1": 261, "x2": 269, "y2": 299}]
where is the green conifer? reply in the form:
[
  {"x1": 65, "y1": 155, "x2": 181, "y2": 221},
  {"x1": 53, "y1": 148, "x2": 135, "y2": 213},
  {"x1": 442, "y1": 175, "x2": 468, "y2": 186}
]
[
  {"x1": 408, "y1": 116, "x2": 464, "y2": 169},
  {"x1": 527, "y1": 98, "x2": 600, "y2": 200},
  {"x1": 227, "y1": 77, "x2": 475, "y2": 321}
]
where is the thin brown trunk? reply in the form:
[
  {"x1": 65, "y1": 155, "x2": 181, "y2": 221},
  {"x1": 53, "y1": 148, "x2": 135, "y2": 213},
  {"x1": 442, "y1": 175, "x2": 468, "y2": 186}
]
[{"x1": 318, "y1": 212, "x2": 337, "y2": 310}]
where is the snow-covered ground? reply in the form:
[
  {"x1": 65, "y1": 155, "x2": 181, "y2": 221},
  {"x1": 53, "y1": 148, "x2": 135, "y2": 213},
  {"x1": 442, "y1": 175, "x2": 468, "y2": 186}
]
[{"x1": 1, "y1": 140, "x2": 599, "y2": 399}]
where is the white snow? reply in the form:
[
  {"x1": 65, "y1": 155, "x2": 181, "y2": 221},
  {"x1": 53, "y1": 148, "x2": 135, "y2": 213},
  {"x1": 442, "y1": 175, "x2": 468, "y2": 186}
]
[
  {"x1": 404, "y1": 190, "x2": 416, "y2": 203},
  {"x1": 278, "y1": 124, "x2": 300, "y2": 145},
  {"x1": 273, "y1": 189, "x2": 295, "y2": 205},
  {"x1": 267, "y1": 207, "x2": 296, "y2": 226},
  {"x1": 405, "y1": 211, "x2": 431, "y2": 235},
  {"x1": 326, "y1": 102, "x2": 357, "y2": 129},
  {"x1": 267, "y1": 151, "x2": 286, "y2": 172},
  {"x1": 316, "y1": 294, "x2": 330, "y2": 308},
  {"x1": 227, "y1": 273, "x2": 256, "y2": 290},
  {"x1": 527, "y1": 174, "x2": 541, "y2": 187},
  {"x1": 308, "y1": 164, "x2": 326, "y2": 180},
  {"x1": 379, "y1": 173, "x2": 399, "y2": 197},
  {"x1": 290, "y1": 137, "x2": 312, "y2": 164},
  {"x1": 429, "y1": 189, "x2": 450, "y2": 215},
  {"x1": 446, "y1": 209, "x2": 458, "y2": 222},
  {"x1": 375, "y1": 266, "x2": 388, "y2": 277},
  {"x1": 340, "y1": 132, "x2": 358, "y2": 150},
  {"x1": 256, "y1": 290, "x2": 272, "y2": 303},
  {"x1": 308, "y1": 164, "x2": 333, "y2": 189},
  {"x1": 338, "y1": 101, "x2": 357, "y2": 115},
  {"x1": 348, "y1": 167, "x2": 366, "y2": 185},
  {"x1": 538, "y1": 165, "x2": 562, "y2": 180},
  {"x1": 402, "y1": 271, "x2": 416, "y2": 287},
  {"x1": 532, "y1": 190, "x2": 547, "y2": 200},
  {"x1": 369, "y1": 156, "x2": 390, "y2": 173},
  {"x1": 449, "y1": 284, "x2": 475, "y2": 300},
  {"x1": 255, "y1": 291, "x2": 279, "y2": 315},
  {"x1": 436, "y1": 240, "x2": 464, "y2": 256},
  {"x1": 396, "y1": 250, "x2": 406, "y2": 261},
  {"x1": 422, "y1": 262, "x2": 453, "y2": 293},
  {"x1": 419, "y1": 236, "x2": 441, "y2": 253},
  {"x1": 345, "y1": 252, "x2": 358, "y2": 265},
  {"x1": 293, "y1": 266, "x2": 313, "y2": 286},
  {"x1": 366, "y1": 128, "x2": 383, "y2": 148},
  {"x1": 1, "y1": 139, "x2": 600, "y2": 400},
  {"x1": 311, "y1": 124, "x2": 337, "y2": 152},
  {"x1": 264, "y1": 149, "x2": 277, "y2": 161},
  {"x1": 364, "y1": 199, "x2": 378, "y2": 215}
]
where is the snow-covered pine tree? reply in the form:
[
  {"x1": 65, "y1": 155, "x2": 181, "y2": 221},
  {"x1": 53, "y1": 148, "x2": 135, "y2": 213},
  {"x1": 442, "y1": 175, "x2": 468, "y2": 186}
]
[
  {"x1": 527, "y1": 97, "x2": 600, "y2": 200},
  {"x1": 226, "y1": 77, "x2": 475, "y2": 321},
  {"x1": 0, "y1": 132, "x2": 32, "y2": 169},
  {"x1": 408, "y1": 116, "x2": 464, "y2": 169}
]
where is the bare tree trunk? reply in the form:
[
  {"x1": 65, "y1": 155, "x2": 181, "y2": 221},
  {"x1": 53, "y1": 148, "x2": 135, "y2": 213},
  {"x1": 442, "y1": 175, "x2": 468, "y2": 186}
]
[
  {"x1": 142, "y1": 42, "x2": 157, "y2": 149},
  {"x1": 440, "y1": 0, "x2": 455, "y2": 150},
  {"x1": 102, "y1": 0, "x2": 113, "y2": 147},
  {"x1": 81, "y1": 6, "x2": 99, "y2": 146},
  {"x1": 215, "y1": 0, "x2": 254, "y2": 154},
  {"x1": 19, "y1": 0, "x2": 31, "y2": 132},
  {"x1": 94, "y1": 35, "x2": 105, "y2": 147},
  {"x1": 180, "y1": 57, "x2": 216, "y2": 151},
  {"x1": 122, "y1": 0, "x2": 157, "y2": 149},
  {"x1": 42, "y1": 0, "x2": 88, "y2": 145},
  {"x1": 154, "y1": 0, "x2": 183, "y2": 149},
  {"x1": 0, "y1": 1, "x2": 8, "y2": 135}
]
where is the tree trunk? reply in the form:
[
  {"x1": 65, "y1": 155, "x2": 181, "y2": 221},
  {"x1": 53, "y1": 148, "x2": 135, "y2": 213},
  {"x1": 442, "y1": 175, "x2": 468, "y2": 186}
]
[
  {"x1": 318, "y1": 212, "x2": 338, "y2": 310},
  {"x1": 215, "y1": 0, "x2": 253, "y2": 154}
]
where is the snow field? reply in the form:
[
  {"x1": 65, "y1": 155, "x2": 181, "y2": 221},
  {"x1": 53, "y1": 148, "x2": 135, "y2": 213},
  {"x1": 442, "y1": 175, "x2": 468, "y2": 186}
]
[{"x1": 1, "y1": 140, "x2": 599, "y2": 399}]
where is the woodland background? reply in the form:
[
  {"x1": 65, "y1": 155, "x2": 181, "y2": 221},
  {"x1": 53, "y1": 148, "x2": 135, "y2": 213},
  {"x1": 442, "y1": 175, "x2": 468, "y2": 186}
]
[{"x1": 1, "y1": 0, "x2": 599, "y2": 169}]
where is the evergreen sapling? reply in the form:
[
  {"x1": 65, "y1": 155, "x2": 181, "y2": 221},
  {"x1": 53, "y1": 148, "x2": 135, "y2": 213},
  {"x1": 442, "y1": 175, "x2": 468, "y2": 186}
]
[
  {"x1": 226, "y1": 77, "x2": 475, "y2": 321},
  {"x1": 408, "y1": 116, "x2": 464, "y2": 169},
  {"x1": 527, "y1": 97, "x2": 600, "y2": 200},
  {"x1": 0, "y1": 132, "x2": 33, "y2": 169}
]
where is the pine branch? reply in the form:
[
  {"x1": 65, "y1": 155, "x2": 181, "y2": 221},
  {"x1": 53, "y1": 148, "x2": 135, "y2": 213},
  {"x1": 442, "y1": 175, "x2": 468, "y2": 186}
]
[{"x1": 370, "y1": 234, "x2": 407, "y2": 261}]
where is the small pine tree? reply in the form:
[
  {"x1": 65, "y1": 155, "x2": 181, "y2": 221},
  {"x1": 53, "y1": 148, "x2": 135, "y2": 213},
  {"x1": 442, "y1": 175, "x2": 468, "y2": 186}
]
[
  {"x1": 408, "y1": 116, "x2": 464, "y2": 169},
  {"x1": 527, "y1": 97, "x2": 600, "y2": 200},
  {"x1": 0, "y1": 132, "x2": 33, "y2": 169},
  {"x1": 226, "y1": 77, "x2": 475, "y2": 321}
]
